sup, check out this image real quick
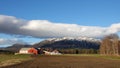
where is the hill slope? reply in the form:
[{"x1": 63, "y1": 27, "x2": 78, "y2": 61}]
[
  {"x1": 5, "y1": 44, "x2": 31, "y2": 52},
  {"x1": 32, "y1": 37, "x2": 101, "y2": 49}
]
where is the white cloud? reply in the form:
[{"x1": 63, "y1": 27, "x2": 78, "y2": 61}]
[
  {"x1": 0, "y1": 38, "x2": 26, "y2": 45},
  {"x1": 0, "y1": 15, "x2": 120, "y2": 38},
  {"x1": 108, "y1": 23, "x2": 120, "y2": 33}
]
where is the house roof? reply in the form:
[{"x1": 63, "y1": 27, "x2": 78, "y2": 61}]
[{"x1": 20, "y1": 48, "x2": 31, "y2": 51}]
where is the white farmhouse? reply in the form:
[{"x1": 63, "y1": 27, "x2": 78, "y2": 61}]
[{"x1": 19, "y1": 48, "x2": 31, "y2": 54}]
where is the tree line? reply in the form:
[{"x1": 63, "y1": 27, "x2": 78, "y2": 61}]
[
  {"x1": 59, "y1": 49, "x2": 98, "y2": 54},
  {"x1": 40, "y1": 48, "x2": 98, "y2": 54}
]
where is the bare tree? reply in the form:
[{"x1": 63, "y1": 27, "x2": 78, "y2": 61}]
[{"x1": 100, "y1": 34, "x2": 120, "y2": 55}]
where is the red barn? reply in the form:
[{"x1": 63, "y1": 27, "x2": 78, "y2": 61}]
[{"x1": 28, "y1": 48, "x2": 38, "y2": 55}]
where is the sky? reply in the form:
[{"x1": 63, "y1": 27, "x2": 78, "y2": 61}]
[{"x1": 0, "y1": 0, "x2": 120, "y2": 47}]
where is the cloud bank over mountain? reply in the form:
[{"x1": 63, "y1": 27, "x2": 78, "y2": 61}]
[{"x1": 0, "y1": 15, "x2": 120, "y2": 38}]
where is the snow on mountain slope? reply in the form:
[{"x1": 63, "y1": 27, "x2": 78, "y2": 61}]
[{"x1": 47, "y1": 37, "x2": 101, "y2": 42}]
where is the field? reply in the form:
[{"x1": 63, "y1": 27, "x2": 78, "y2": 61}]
[
  {"x1": 1, "y1": 54, "x2": 120, "y2": 68},
  {"x1": 0, "y1": 54, "x2": 31, "y2": 67}
]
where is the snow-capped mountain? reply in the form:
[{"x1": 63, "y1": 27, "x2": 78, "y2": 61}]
[
  {"x1": 47, "y1": 37, "x2": 101, "y2": 42},
  {"x1": 33, "y1": 37, "x2": 101, "y2": 49}
]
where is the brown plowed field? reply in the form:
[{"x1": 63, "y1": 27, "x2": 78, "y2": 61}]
[{"x1": 1, "y1": 55, "x2": 120, "y2": 68}]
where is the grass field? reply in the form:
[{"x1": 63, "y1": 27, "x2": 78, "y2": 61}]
[
  {"x1": 1, "y1": 54, "x2": 120, "y2": 68},
  {"x1": 0, "y1": 54, "x2": 32, "y2": 67}
]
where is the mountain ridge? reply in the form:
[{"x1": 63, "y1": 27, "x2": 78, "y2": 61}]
[
  {"x1": 32, "y1": 37, "x2": 101, "y2": 49},
  {"x1": 3, "y1": 37, "x2": 101, "y2": 52}
]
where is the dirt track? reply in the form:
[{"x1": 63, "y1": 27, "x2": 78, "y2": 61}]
[{"x1": 1, "y1": 55, "x2": 120, "y2": 68}]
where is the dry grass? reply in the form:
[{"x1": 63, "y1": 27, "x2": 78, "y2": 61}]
[
  {"x1": 1, "y1": 55, "x2": 120, "y2": 68},
  {"x1": 0, "y1": 54, "x2": 31, "y2": 67}
]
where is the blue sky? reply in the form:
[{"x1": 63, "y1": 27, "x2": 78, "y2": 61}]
[{"x1": 0, "y1": 0, "x2": 120, "y2": 47}]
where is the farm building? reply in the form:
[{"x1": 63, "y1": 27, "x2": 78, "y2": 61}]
[
  {"x1": 19, "y1": 48, "x2": 31, "y2": 54},
  {"x1": 19, "y1": 48, "x2": 39, "y2": 55},
  {"x1": 28, "y1": 48, "x2": 38, "y2": 55},
  {"x1": 43, "y1": 50, "x2": 61, "y2": 55}
]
